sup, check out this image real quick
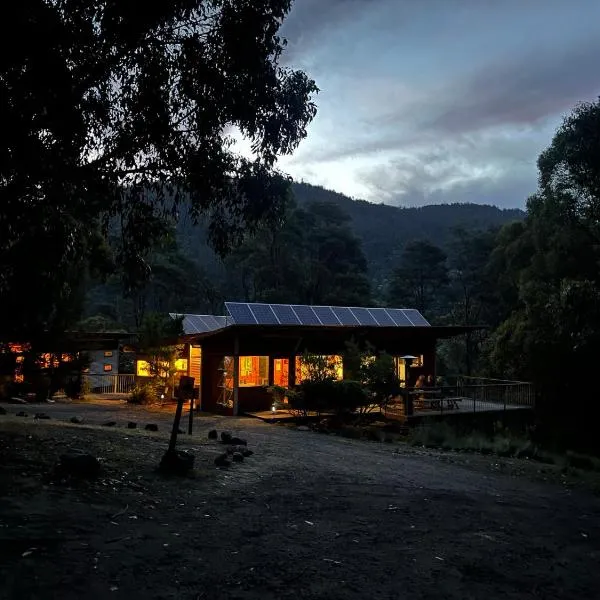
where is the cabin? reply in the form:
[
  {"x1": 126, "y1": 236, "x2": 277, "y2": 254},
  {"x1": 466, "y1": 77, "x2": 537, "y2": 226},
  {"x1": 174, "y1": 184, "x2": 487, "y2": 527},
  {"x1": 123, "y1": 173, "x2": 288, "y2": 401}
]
[{"x1": 135, "y1": 302, "x2": 476, "y2": 416}]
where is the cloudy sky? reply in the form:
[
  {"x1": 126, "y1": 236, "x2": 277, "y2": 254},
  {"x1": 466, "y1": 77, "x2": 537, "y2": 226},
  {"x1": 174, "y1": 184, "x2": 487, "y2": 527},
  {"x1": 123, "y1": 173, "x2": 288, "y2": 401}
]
[{"x1": 239, "y1": 0, "x2": 600, "y2": 209}]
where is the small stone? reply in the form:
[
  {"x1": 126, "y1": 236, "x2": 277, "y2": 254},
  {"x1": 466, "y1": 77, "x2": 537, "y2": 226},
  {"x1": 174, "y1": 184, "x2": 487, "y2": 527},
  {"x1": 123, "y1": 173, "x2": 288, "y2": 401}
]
[
  {"x1": 34, "y1": 413, "x2": 51, "y2": 420},
  {"x1": 241, "y1": 448, "x2": 254, "y2": 457},
  {"x1": 208, "y1": 429, "x2": 218, "y2": 440},
  {"x1": 214, "y1": 453, "x2": 231, "y2": 468},
  {"x1": 58, "y1": 453, "x2": 101, "y2": 479},
  {"x1": 127, "y1": 422, "x2": 137, "y2": 429},
  {"x1": 145, "y1": 424, "x2": 159, "y2": 432},
  {"x1": 297, "y1": 426, "x2": 310, "y2": 431},
  {"x1": 102, "y1": 421, "x2": 117, "y2": 427},
  {"x1": 16, "y1": 411, "x2": 28, "y2": 417},
  {"x1": 220, "y1": 431, "x2": 232, "y2": 443},
  {"x1": 232, "y1": 452, "x2": 244, "y2": 463},
  {"x1": 70, "y1": 416, "x2": 83, "y2": 424}
]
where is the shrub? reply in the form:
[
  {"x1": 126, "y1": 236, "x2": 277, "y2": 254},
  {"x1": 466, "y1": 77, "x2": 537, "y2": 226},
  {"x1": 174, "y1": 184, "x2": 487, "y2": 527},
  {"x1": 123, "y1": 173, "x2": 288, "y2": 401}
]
[
  {"x1": 128, "y1": 383, "x2": 158, "y2": 405},
  {"x1": 330, "y1": 380, "x2": 370, "y2": 415}
]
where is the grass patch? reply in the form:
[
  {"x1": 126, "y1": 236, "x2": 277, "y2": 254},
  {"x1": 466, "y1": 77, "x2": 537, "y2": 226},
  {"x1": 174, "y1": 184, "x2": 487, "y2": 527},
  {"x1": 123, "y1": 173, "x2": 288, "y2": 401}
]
[{"x1": 407, "y1": 422, "x2": 600, "y2": 471}]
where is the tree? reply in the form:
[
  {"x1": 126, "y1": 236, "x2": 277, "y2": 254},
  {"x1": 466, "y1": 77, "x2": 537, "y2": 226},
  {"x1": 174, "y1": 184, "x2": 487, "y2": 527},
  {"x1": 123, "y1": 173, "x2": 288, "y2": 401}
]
[
  {"x1": 487, "y1": 98, "x2": 600, "y2": 452},
  {"x1": 0, "y1": 1, "x2": 318, "y2": 338},
  {"x1": 388, "y1": 240, "x2": 448, "y2": 316},
  {"x1": 225, "y1": 199, "x2": 372, "y2": 305}
]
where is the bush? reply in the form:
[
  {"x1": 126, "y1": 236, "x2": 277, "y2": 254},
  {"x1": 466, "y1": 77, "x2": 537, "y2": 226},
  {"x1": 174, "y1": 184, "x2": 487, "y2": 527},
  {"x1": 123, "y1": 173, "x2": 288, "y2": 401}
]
[
  {"x1": 128, "y1": 383, "x2": 159, "y2": 405},
  {"x1": 330, "y1": 380, "x2": 370, "y2": 415}
]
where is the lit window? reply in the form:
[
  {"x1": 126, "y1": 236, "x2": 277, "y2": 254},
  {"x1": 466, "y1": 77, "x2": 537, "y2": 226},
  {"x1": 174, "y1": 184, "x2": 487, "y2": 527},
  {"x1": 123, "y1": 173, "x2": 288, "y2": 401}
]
[
  {"x1": 273, "y1": 358, "x2": 289, "y2": 387},
  {"x1": 174, "y1": 358, "x2": 188, "y2": 372},
  {"x1": 103, "y1": 364, "x2": 113, "y2": 372},
  {"x1": 104, "y1": 351, "x2": 113, "y2": 358},
  {"x1": 136, "y1": 360, "x2": 151, "y2": 377},
  {"x1": 295, "y1": 355, "x2": 343, "y2": 383},
  {"x1": 238, "y1": 356, "x2": 269, "y2": 387}
]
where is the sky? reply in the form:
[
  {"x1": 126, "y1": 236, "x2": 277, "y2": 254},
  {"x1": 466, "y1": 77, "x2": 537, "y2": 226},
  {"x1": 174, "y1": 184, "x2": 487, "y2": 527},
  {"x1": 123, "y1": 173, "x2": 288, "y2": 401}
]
[{"x1": 236, "y1": 0, "x2": 600, "y2": 209}]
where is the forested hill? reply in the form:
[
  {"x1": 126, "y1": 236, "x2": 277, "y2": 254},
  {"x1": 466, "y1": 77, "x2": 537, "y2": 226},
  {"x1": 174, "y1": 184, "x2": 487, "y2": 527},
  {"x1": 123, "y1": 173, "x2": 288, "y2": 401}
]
[{"x1": 290, "y1": 182, "x2": 525, "y2": 280}]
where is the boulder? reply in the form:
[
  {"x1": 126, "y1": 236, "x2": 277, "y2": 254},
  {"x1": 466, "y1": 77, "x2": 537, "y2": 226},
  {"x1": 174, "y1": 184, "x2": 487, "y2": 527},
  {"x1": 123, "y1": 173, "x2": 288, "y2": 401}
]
[
  {"x1": 58, "y1": 453, "x2": 101, "y2": 479},
  {"x1": 214, "y1": 453, "x2": 231, "y2": 468},
  {"x1": 220, "y1": 431, "x2": 232, "y2": 443},
  {"x1": 232, "y1": 452, "x2": 244, "y2": 463},
  {"x1": 208, "y1": 429, "x2": 218, "y2": 440},
  {"x1": 145, "y1": 423, "x2": 159, "y2": 432},
  {"x1": 159, "y1": 449, "x2": 195, "y2": 475},
  {"x1": 70, "y1": 416, "x2": 84, "y2": 424},
  {"x1": 127, "y1": 421, "x2": 137, "y2": 429},
  {"x1": 241, "y1": 448, "x2": 254, "y2": 457},
  {"x1": 102, "y1": 421, "x2": 117, "y2": 427}
]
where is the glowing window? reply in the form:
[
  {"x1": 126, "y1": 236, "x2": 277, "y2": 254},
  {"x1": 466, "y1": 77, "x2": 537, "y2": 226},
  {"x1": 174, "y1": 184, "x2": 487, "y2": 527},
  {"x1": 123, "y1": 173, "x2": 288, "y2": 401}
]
[
  {"x1": 104, "y1": 351, "x2": 113, "y2": 358},
  {"x1": 103, "y1": 364, "x2": 113, "y2": 372},
  {"x1": 239, "y1": 356, "x2": 269, "y2": 387},
  {"x1": 295, "y1": 355, "x2": 343, "y2": 384},
  {"x1": 273, "y1": 358, "x2": 289, "y2": 387},
  {"x1": 174, "y1": 358, "x2": 188, "y2": 372},
  {"x1": 136, "y1": 360, "x2": 151, "y2": 377}
]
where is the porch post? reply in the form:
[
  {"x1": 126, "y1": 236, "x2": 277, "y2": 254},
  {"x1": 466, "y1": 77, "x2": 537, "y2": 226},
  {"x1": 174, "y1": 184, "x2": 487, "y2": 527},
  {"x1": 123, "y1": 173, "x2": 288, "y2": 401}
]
[{"x1": 232, "y1": 336, "x2": 240, "y2": 416}]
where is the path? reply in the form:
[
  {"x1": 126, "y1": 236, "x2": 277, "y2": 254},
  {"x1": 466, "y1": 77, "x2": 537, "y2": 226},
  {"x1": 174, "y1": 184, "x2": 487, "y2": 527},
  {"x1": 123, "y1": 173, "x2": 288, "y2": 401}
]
[{"x1": 1, "y1": 400, "x2": 599, "y2": 599}]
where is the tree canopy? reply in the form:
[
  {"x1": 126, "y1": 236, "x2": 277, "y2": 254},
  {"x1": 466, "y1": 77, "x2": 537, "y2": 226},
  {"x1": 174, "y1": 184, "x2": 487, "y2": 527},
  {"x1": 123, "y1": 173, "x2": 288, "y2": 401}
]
[{"x1": 0, "y1": 0, "x2": 318, "y2": 337}]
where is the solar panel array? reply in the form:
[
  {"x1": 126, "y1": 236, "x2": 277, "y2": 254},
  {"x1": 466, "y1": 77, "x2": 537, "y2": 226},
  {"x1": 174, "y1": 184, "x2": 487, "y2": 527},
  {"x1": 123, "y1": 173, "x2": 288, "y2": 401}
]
[
  {"x1": 225, "y1": 302, "x2": 430, "y2": 327},
  {"x1": 169, "y1": 313, "x2": 229, "y2": 335}
]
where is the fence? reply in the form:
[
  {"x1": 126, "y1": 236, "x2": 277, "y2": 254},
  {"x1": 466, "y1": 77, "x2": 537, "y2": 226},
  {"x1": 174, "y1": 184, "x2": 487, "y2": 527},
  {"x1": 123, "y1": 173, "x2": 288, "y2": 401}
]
[
  {"x1": 383, "y1": 376, "x2": 535, "y2": 420},
  {"x1": 83, "y1": 374, "x2": 136, "y2": 395}
]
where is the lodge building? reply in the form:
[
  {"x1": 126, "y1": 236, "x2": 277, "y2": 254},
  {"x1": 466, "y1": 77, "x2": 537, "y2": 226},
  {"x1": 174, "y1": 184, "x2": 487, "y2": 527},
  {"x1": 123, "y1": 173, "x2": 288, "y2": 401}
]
[{"x1": 135, "y1": 302, "x2": 474, "y2": 415}]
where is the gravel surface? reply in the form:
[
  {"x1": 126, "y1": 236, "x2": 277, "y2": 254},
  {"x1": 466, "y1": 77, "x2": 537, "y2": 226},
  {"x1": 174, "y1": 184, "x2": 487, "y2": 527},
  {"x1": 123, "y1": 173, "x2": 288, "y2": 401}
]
[{"x1": 1, "y1": 400, "x2": 599, "y2": 599}]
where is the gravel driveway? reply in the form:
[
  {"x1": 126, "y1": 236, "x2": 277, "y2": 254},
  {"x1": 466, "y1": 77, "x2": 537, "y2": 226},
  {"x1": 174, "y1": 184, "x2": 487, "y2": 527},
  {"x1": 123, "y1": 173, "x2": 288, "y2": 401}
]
[{"x1": 1, "y1": 400, "x2": 599, "y2": 599}]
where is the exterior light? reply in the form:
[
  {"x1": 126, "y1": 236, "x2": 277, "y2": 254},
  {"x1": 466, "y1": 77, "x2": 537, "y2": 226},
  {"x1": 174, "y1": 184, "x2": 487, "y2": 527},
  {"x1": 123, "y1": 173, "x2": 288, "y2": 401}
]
[
  {"x1": 160, "y1": 394, "x2": 165, "y2": 400},
  {"x1": 271, "y1": 405, "x2": 276, "y2": 412}
]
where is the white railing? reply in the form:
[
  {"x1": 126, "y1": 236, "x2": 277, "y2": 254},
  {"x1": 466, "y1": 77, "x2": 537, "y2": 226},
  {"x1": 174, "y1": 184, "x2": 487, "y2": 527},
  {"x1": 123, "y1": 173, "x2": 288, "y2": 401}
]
[{"x1": 83, "y1": 374, "x2": 136, "y2": 395}]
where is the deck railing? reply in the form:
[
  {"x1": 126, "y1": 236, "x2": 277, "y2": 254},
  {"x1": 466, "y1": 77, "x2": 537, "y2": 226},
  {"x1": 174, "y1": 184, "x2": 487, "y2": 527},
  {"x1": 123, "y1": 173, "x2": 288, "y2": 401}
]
[
  {"x1": 383, "y1": 376, "x2": 535, "y2": 420},
  {"x1": 82, "y1": 374, "x2": 136, "y2": 395}
]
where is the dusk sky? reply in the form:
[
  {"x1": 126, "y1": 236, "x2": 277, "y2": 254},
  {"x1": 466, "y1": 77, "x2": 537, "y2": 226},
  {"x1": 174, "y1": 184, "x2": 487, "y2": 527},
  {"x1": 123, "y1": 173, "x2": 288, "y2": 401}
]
[{"x1": 237, "y1": 0, "x2": 600, "y2": 209}]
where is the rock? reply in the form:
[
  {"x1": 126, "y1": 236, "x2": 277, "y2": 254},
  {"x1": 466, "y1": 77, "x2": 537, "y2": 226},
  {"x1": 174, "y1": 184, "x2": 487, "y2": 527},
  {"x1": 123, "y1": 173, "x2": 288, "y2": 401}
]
[
  {"x1": 159, "y1": 449, "x2": 195, "y2": 475},
  {"x1": 102, "y1": 421, "x2": 117, "y2": 427},
  {"x1": 241, "y1": 448, "x2": 254, "y2": 457},
  {"x1": 177, "y1": 428, "x2": 185, "y2": 434},
  {"x1": 70, "y1": 416, "x2": 84, "y2": 424},
  {"x1": 127, "y1": 422, "x2": 137, "y2": 429},
  {"x1": 0, "y1": 406, "x2": 6, "y2": 415},
  {"x1": 229, "y1": 436, "x2": 247, "y2": 446},
  {"x1": 297, "y1": 425, "x2": 310, "y2": 432},
  {"x1": 232, "y1": 452, "x2": 244, "y2": 463},
  {"x1": 208, "y1": 429, "x2": 218, "y2": 440},
  {"x1": 214, "y1": 453, "x2": 231, "y2": 468},
  {"x1": 145, "y1": 423, "x2": 159, "y2": 432},
  {"x1": 58, "y1": 453, "x2": 101, "y2": 479},
  {"x1": 34, "y1": 413, "x2": 51, "y2": 420},
  {"x1": 220, "y1": 431, "x2": 232, "y2": 443},
  {"x1": 16, "y1": 411, "x2": 28, "y2": 417}
]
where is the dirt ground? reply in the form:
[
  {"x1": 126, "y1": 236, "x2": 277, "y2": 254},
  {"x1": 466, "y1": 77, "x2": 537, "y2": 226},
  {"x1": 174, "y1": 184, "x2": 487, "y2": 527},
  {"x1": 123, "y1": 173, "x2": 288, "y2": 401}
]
[{"x1": 1, "y1": 400, "x2": 600, "y2": 600}]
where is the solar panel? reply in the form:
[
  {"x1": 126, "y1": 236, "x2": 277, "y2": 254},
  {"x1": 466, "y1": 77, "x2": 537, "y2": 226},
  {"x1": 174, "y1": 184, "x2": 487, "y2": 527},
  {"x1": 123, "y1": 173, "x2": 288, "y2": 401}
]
[
  {"x1": 368, "y1": 308, "x2": 397, "y2": 327},
  {"x1": 171, "y1": 313, "x2": 229, "y2": 334},
  {"x1": 271, "y1": 304, "x2": 302, "y2": 325},
  {"x1": 349, "y1": 307, "x2": 378, "y2": 326},
  {"x1": 225, "y1": 302, "x2": 257, "y2": 325},
  {"x1": 402, "y1": 309, "x2": 430, "y2": 326},
  {"x1": 312, "y1": 306, "x2": 342, "y2": 326},
  {"x1": 386, "y1": 308, "x2": 413, "y2": 326},
  {"x1": 331, "y1": 306, "x2": 360, "y2": 326},
  {"x1": 200, "y1": 315, "x2": 225, "y2": 331},
  {"x1": 249, "y1": 303, "x2": 280, "y2": 325},
  {"x1": 291, "y1": 304, "x2": 322, "y2": 326}
]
